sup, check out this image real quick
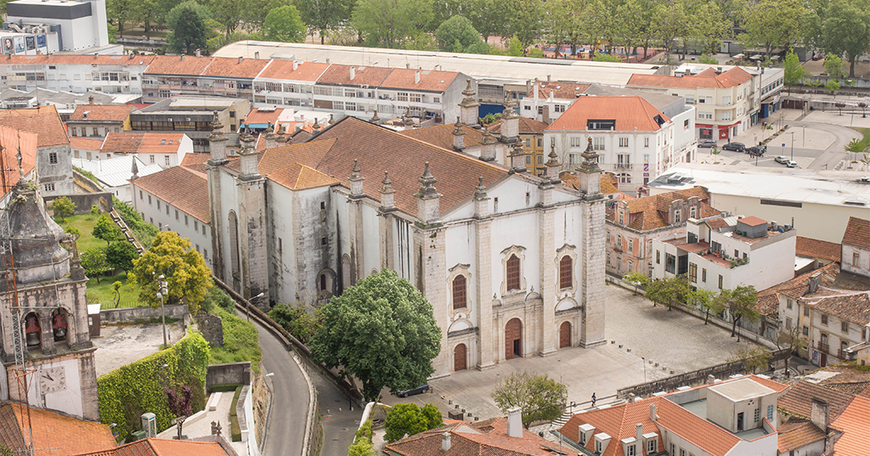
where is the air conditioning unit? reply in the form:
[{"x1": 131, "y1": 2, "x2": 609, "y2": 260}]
[{"x1": 141, "y1": 413, "x2": 157, "y2": 438}]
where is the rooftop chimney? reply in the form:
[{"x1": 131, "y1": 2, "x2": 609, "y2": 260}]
[
  {"x1": 636, "y1": 423, "x2": 643, "y2": 446},
  {"x1": 415, "y1": 70, "x2": 421, "y2": 84},
  {"x1": 507, "y1": 407, "x2": 522, "y2": 438},
  {"x1": 180, "y1": 54, "x2": 185, "y2": 61},
  {"x1": 195, "y1": 48, "x2": 201, "y2": 57},
  {"x1": 254, "y1": 51, "x2": 259, "y2": 59},
  {"x1": 94, "y1": 53, "x2": 98, "y2": 59},
  {"x1": 649, "y1": 404, "x2": 657, "y2": 422},
  {"x1": 807, "y1": 271, "x2": 822, "y2": 294},
  {"x1": 350, "y1": 66, "x2": 355, "y2": 80},
  {"x1": 238, "y1": 56, "x2": 243, "y2": 64},
  {"x1": 811, "y1": 398, "x2": 829, "y2": 432},
  {"x1": 292, "y1": 60, "x2": 298, "y2": 71},
  {"x1": 441, "y1": 432, "x2": 451, "y2": 451}
]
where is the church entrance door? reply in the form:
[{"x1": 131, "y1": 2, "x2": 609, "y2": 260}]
[{"x1": 505, "y1": 318, "x2": 522, "y2": 359}]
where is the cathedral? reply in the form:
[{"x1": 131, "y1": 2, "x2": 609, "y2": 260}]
[
  {"x1": 0, "y1": 174, "x2": 99, "y2": 420},
  {"x1": 207, "y1": 97, "x2": 607, "y2": 377}
]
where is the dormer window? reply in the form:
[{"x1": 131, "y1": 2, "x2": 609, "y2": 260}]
[
  {"x1": 674, "y1": 209, "x2": 682, "y2": 224},
  {"x1": 647, "y1": 439, "x2": 657, "y2": 453}
]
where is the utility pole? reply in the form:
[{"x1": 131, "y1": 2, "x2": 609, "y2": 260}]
[{"x1": 157, "y1": 275, "x2": 168, "y2": 348}]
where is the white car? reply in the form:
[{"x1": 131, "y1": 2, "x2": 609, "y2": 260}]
[
  {"x1": 786, "y1": 161, "x2": 799, "y2": 168},
  {"x1": 774, "y1": 156, "x2": 789, "y2": 164}
]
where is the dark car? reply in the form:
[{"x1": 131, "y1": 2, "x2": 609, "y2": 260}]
[
  {"x1": 395, "y1": 384, "x2": 430, "y2": 397},
  {"x1": 722, "y1": 142, "x2": 745, "y2": 152},
  {"x1": 698, "y1": 140, "x2": 716, "y2": 148},
  {"x1": 747, "y1": 146, "x2": 765, "y2": 156}
]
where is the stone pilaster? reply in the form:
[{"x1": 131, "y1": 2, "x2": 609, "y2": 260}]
[
  {"x1": 473, "y1": 178, "x2": 494, "y2": 369},
  {"x1": 538, "y1": 179, "x2": 557, "y2": 356},
  {"x1": 414, "y1": 224, "x2": 449, "y2": 378},
  {"x1": 348, "y1": 162, "x2": 365, "y2": 281},
  {"x1": 379, "y1": 172, "x2": 396, "y2": 271},
  {"x1": 239, "y1": 175, "x2": 269, "y2": 308},
  {"x1": 207, "y1": 112, "x2": 228, "y2": 281},
  {"x1": 579, "y1": 198, "x2": 606, "y2": 347},
  {"x1": 480, "y1": 127, "x2": 497, "y2": 162},
  {"x1": 452, "y1": 118, "x2": 465, "y2": 151},
  {"x1": 414, "y1": 162, "x2": 442, "y2": 225},
  {"x1": 458, "y1": 79, "x2": 480, "y2": 126}
]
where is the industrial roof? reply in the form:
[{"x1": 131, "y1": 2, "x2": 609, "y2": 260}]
[
  {"x1": 72, "y1": 156, "x2": 163, "y2": 187},
  {"x1": 214, "y1": 42, "x2": 662, "y2": 86}
]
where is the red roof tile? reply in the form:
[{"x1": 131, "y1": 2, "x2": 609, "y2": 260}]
[
  {"x1": 778, "y1": 380, "x2": 856, "y2": 421},
  {"x1": 0, "y1": 105, "x2": 69, "y2": 147},
  {"x1": 385, "y1": 416, "x2": 563, "y2": 455},
  {"x1": 0, "y1": 54, "x2": 154, "y2": 66},
  {"x1": 756, "y1": 262, "x2": 840, "y2": 315},
  {"x1": 777, "y1": 420, "x2": 826, "y2": 453},
  {"x1": 830, "y1": 395, "x2": 870, "y2": 456},
  {"x1": 145, "y1": 55, "x2": 214, "y2": 76},
  {"x1": 73, "y1": 437, "x2": 231, "y2": 456},
  {"x1": 316, "y1": 64, "x2": 392, "y2": 87},
  {"x1": 267, "y1": 163, "x2": 339, "y2": 190},
  {"x1": 796, "y1": 236, "x2": 842, "y2": 262},
  {"x1": 560, "y1": 397, "x2": 665, "y2": 456},
  {"x1": 3, "y1": 402, "x2": 116, "y2": 456},
  {"x1": 201, "y1": 57, "x2": 270, "y2": 79},
  {"x1": 628, "y1": 66, "x2": 754, "y2": 90},
  {"x1": 606, "y1": 186, "x2": 718, "y2": 231},
  {"x1": 257, "y1": 60, "x2": 331, "y2": 81},
  {"x1": 0, "y1": 125, "x2": 37, "y2": 199},
  {"x1": 738, "y1": 215, "x2": 767, "y2": 226},
  {"x1": 398, "y1": 124, "x2": 491, "y2": 150},
  {"x1": 655, "y1": 397, "x2": 741, "y2": 456},
  {"x1": 69, "y1": 137, "x2": 105, "y2": 151},
  {"x1": 132, "y1": 166, "x2": 209, "y2": 223},
  {"x1": 842, "y1": 216, "x2": 869, "y2": 250},
  {"x1": 244, "y1": 108, "x2": 283, "y2": 126},
  {"x1": 379, "y1": 68, "x2": 460, "y2": 92},
  {"x1": 101, "y1": 132, "x2": 186, "y2": 155},
  {"x1": 69, "y1": 105, "x2": 134, "y2": 122},
  {"x1": 180, "y1": 153, "x2": 211, "y2": 174},
  {"x1": 525, "y1": 81, "x2": 592, "y2": 100},
  {"x1": 546, "y1": 96, "x2": 670, "y2": 132}
]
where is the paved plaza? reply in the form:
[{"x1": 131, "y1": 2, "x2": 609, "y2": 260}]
[{"x1": 381, "y1": 284, "x2": 757, "y2": 420}]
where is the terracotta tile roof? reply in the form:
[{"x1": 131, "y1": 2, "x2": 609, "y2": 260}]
[
  {"x1": 0, "y1": 125, "x2": 37, "y2": 199},
  {"x1": 810, "y1": 365, "x2": 870, "y2": 397},
  {"x1": 0, "y1": 105, "x2": 69, "y2": 147},
  {"x1": 525, "y1": 81, "x2": 591, "y2": 99},
  {"x1": 738, "y1": 215, "x2": 767, "y2": 226},
  {"x1": 841, "y1": 216, "x2": 869, "y2": 250},
  {"x1": 145, "y1": 55, "x2": 214, "y2": 76},
  {"x1": 756, "y1": 262, "x2": 840, "y2": 315},
  {"x1": 69, "y1": 104, "x2": 134, "y2": 122},
  {"x1": 558, "y1": 172, "x2": 622, "y2": 197},
  {"x1": 1, "y1": 402, "x2": 116, "y2": 456},
  {"x1": 317, "y1": 64, "x2": 391, "y2": 87},
  {"x1": 256, "y1": 60, "x2": 331, "y2": 81},
  {"x1": 796, "y1": 236, "x2": 842, "y2": 262},
  {"x1": 74, "y1": 437, "x2": 231, "y2": 456},
  {"x1": 749, "y1": 373, "x2": 789, "y2": 393},
  {"x1": 777, "y1": 420, "x2": 826, "y2": 453},
  {"x1": 606, "y1": 186, "x2": 718, "y2": 231},
  {"x1": 560, "y1": 397, "x2": 665, "y2": 456},
  {"x1": 489, "y1": 117, "x2": 548, "y2": 135},
  {"x1": 244, "y1": 108, "x2": 283, "y2": 126},
  {"x1": 546, "y1": 96, "x2": 670, "y2": 132},
  {"x1": 398, "y1": 124, "x2": 489, "y2": 150},
  {"x1": 655, "y1": 397, "x2": 741, "y2": 456},
  {"x1": 299, "y1": 117, "x2": 507, "y2": 215},
  {"x1": 801, "y1": 289, "x2": 870, "y2": 326},
  {"x1": 628, "y1": 66, "x2": 754, "y2": 90},
  {"x1": 102, "y1": 132, "x2": 186, "y2": 155},
  {"x1": 201, "y1": 57, "x2": 270, "y2": 79},
  {"x1": 385, "y1": 416, "x2": 563, "y2": 455},
  {"x1": 0, "y1": 54, "x2": 154, "y2": 66},
  {"x1": 268, "y1": 163, "x2": 340, "y2": 191},
  {"x1": 133, "y1": 166, "x2": 209, "y2": 223},
  {"x1": 255, "y1": 138, "x2": 337, "y2": 176},
  {"x1": 379, "y1": 68, "x2": 460, "y2": 92},
  {"x1": 830, "y1": 395, "x2": 870, "y2": 456},
  {"x1": 180, "y1": 153, "x2": 211, "y2": 174},
  {"x1": 778, "y1": 380, "x2": 856, "y2": 421},
  {"x1": 69, "y1": 137, "x2": 105, "y2": 151}
]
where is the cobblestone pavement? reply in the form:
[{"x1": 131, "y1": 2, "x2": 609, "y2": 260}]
[{"x1": 380, "y1": 284, "x2": 756, "y2": 421}]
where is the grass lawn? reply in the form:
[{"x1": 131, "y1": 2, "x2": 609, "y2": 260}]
[
  {"x1": 208, "y1": 307, "x2": 262, "y2": 373},
  {"x1": 60, "y1": 213, "x2": 105, "y2": 253},
  {"x1": 87, "y1": 273, "x2": 144, "y2": 309},
  {"x1": 849, "y1": 127, "x2": 870, "y2": 152}
]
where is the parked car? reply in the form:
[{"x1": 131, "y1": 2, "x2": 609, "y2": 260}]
[
  {"x1": 698, "y1": 140, "x2": 716, "y2": 148},
  {"x1": 786, "y1": 161, "x2": 800, "y2": 168},
  {"x1": 774, "y1": 156, "x2": 789, "y2": 164},
  {"x1": 722, "y1": 142, "x2": 745, "y2": 152},
  {"x1": 395, "y1": 384, "x2": 430, "y2": 397},
  {"x1": 747, "y1": 146, "x2": 765, "y2": 157}
]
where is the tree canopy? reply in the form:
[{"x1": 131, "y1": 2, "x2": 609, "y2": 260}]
[
  {"x1": 309, "y1": 269, "x2": 441, "y2": 402},
  {"x1": 491, "y1": 372, "x2": 567, "y2": 427},
  {"x1": 263, "y1": 5, "x2": 307, "y2": 43},
  {"x1": 130, "y1": 231, "x2": 212, "y2": 315},
  {"x1": 50, "y1": 197, "x2": 76, "y2": 222},
  {"x1": 352, "y1": 0, "x2": 434, "y2": 48},
  {"x1": 821, "y1": 0, "x2": 870, "y2": 78},
  {"x1": 166, "y1": 1, "x2": 211, "y2": 55},
  {"x1": 106, "y1": 240, "x2": 140, "y2": 273},
  {"x1": 435, "y1": 15, "x2": 484, "y2": 52},
  {"x1": 644, "y1": 276, "x2": 690, "y2": 310},
  {"x1": 93, "y1": 213, "x2": 123, "y2": 245},
  {"x1": 384, "y1": 403, "x2": 443, "y2": 443},
  {"x1": 713, "y1": 285, "x2": 759, "y2": 337}
]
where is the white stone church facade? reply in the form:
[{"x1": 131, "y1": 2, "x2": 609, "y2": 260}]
[{"x1": 206, "y1": 99, "x2": 607, "y2": 377}]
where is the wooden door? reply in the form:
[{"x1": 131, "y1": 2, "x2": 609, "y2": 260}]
[
  {"x1": 505, "y1": 318, "x2": 522, "y2": 359},
  {"x1": 559, "y1": 322, "x2": 571, "y2": 348},
  {"x1": 454, "y1": 344, "x2": 467, "y2": 371}
]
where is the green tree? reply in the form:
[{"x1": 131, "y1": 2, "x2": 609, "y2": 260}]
[
  {"x1": 644, "y1": 276, "x2": 690, "y2": 310},
  {"x1": 107, "y1": 0, "x2": 137, "y2": 38},
  {"x1": 309, "y1": 269, "x2": 441, "y2": 402},
  {"x1": 775, "y1": 324, "x2": 808, "y2": 374},
  {"x1": 106, "y1": 241, "x2": 139, "y2": 273},
  {"x1": 729, "y1": 345, "x2": 771, "y2": 373},
  {"x1": 268, "y1": 302, "x2": 319, "y2": 344},
  {"x1": 824, "y1": 53, "x2": 847, "y2": 80},
  {"x1": 166, "y1": 1, "x2": 211, "y2": 55},
  {"x1": 131, "y1": 0, "x2": 161, "y2": 39},
  {"x1": 352, "y1": 0, "x2": 434, "y2": 49},
  {"x1": 130, "y1": 231, "x2": 212, "y2": 315},
  {"x1": 209, "y1": 0, "x2": 246, "y2": 38},
  {"x1": 506, "y1": 35, "x2": 524, "y2": 56},
  {"x1": 622, "y1": 271, "x2": 650, "y2": 295},
  {"x1": 502, "y1": 0, "x2": 543, "y2": 50},
  {"x1": 492, "y1": 372, "x2": 567, "y2": 428},
  {"x1": 263, "y1": 5, "x2": 307, "y2": 43},
  {"x1": 347, "y1": 439, "x2": 375, "y2": 456},
  {"x1": 822, "y1": 0, "x2": 870, "y2": 78},
  {"x1": 466, "y1": 0, "x2": 505, "y2": 42},
  {"x1": 297, "y1": 0, "x2": 355, "y2": 44},
  {"x1": 739, "y1": 0, "x2": 807, "y2": 57},
  {"x1": 81, "y1": 247, "x2": 110, "y2": 283},
  {"x1": 384, "y1": 403, "x2": 443, "y2": 442},
  {"x1": 50, "y1": 197, "x2": 76, "y2": 222},
  {"x1": 689, "y1": 288, "x2": 719, "y2": 324},
  {"x1": 435, "y1": 15, "x2": 483, "y2": 52},
  {"x1": 112, "y1": 281, "x2": 122, "y2": 308},
  {"x1": 593, "y1": 52, "x2": 622, "y2": 62},
  {"x1": 783, "y1": 50, "x2": 808, "y2": 89},
  {"x1": 714, "y1": 285, "x2": 760, "y2": 337},
  {"x1": 93, "y1": 213, "x2": 123, "y2": 245},
  {"x1": 200, "y1": 285, "x2": 236, "y2": 315}
]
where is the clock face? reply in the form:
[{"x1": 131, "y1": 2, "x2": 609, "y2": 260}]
[{"x1": 39, "y1": 366, "x2": 66, "y2": 394}]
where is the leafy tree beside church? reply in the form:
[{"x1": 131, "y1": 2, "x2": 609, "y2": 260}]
[{"x1": 310, "y1": 269, "x2": 441, "y2": 403}]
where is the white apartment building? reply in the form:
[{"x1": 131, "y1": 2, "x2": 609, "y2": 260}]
[
  {"x1": 99, "y1": 132, "x2": 193, "y2": 168},
  {"x1": 544, "y1": 96, "x2": 696, "y2": 193},
  {"x1": 629, "y1": 65, "x2": 783, "y2": 141},
  {"x1": 0, "y1": 54, "x2": 154, "y2": 94},
  {"x1": 519, "y1": 80, "x2": 590, "y2": 123},
  {"x1": 841, "y1": 216, "x2": 869, "y2": 278},
  {"x1": 652, "y1": 215, "x2": 796, "y2": 293},
  {"x1": 131, "y1": 165, "x2": 212, "y2": 269}
]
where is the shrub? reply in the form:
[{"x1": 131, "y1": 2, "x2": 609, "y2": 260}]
[
  {"x1": 97, "y1": 331, "x2": 210, "y2": 440},
  {"x1": 50, "y1": 197, "x2": 76, "y2": 222},
  {"x1": 229, "y1": 386, "x2": 242, "y2": 441},
  {"x1": 201, "y1": 285, "x2": 236, "y2": 315},
  {"x1": 113, "y1": 197, "x2": 159, "y2": 247},
  {"x1": 208, "y1": 306, "x2": 262, "y2": 371},
  {"x1": 268, "y1": 303, "x2": 317, "y2": 344}
]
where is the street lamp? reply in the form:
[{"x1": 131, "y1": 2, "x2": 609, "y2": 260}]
[
  {"x1": 641, "y1": 357, "x2": 647, "y2": 383},
  {"x1": 156, "y1": 275, "x2": 168, "y2": 348},
  {"x1": 246, "y1": 292, "x2": 264, "y2": 321}
]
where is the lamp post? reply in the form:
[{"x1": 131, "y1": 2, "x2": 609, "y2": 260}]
[
  {"x1": 641, "y1": 357, "x2": 647, "y2": 383},
  {"x1": 156, "y1": 275, "x2": 168, "y2": 349},
  {"x1": 246, "y1": 292, "x2": 264, "y2": 321}
]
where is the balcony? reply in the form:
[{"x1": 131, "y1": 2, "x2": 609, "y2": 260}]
[
  {"x1": 818, "y1": 342, "x2": 829, "y2": 354},
  {"x1": 613, "y1": 163, "x2": 633, "y2": 170},
  {"x1": 838, "y1": 349, "x2": 847, "y2": 359}
]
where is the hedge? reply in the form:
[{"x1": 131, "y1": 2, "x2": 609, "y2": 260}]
[
  {"x1": 229, "y1": 386, "x2": 242, "y2": 442},
  {"x1": 97, "y1": 331, "x2": 210, "y2": 441}
]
